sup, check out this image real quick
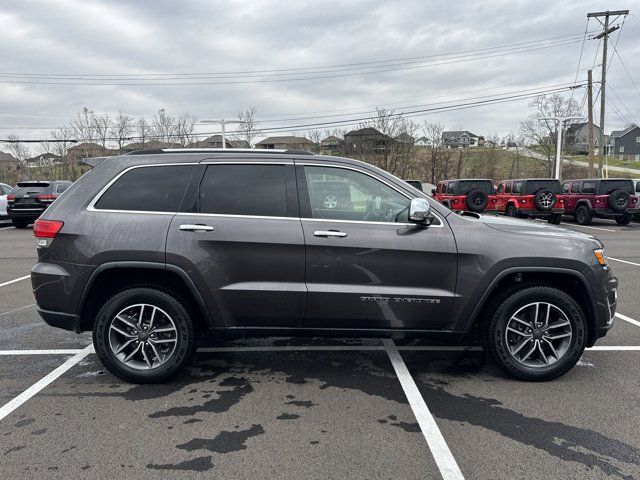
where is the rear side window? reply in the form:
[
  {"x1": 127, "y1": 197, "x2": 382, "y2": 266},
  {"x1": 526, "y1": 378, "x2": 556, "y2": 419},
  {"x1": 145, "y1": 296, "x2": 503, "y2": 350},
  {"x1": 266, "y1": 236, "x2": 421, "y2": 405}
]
[
  {"x1": 571, "y1": 182, "x2": 581, "y2": 193},
  {"x1": 512, "y1": 181, "x2": 523, "y2": 194},
  {"x1": 582, "y1": 182, "x2": 595, "y2": 194},
  {"x1": 199, "y1": 164, "x2": 294, "y2": 217},
  {"x1": 95, "y1": 165, "x2": 195, "y2": 212}
]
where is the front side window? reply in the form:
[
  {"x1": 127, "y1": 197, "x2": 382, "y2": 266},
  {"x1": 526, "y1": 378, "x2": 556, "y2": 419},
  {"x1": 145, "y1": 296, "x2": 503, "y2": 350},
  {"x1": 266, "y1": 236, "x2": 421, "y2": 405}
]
[
  {"x1": 496, "y1": 183, "x2": 504, "y2": 194},
  {"x1": 561, "y1": 183, "x2": 570, "y2": 193},
  {"x1": 199, "y1": 164, "x2": 294, "y2": 217},
  {"x1": 94, "y1": 165, "x2": 195, "y2": 212},
  {"x1": 446, "y1": 183, "x2": 455, "y2": 194},
  {"x1": 302, "y1": 166, "x2": 410, "y2": 223}
]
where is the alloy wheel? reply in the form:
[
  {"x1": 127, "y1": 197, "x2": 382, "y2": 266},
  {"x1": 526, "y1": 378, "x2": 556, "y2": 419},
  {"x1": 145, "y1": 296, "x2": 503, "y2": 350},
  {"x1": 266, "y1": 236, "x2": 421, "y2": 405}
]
[
  {"x1": 504, "y1": 302, "x2": 573, "y2": 368},
  {"x1": 324, "y1": 195, "x2": 338, "y2": 209},
  {"x1": 108, "y1": 303, "x2": 178, "y2": 370}
]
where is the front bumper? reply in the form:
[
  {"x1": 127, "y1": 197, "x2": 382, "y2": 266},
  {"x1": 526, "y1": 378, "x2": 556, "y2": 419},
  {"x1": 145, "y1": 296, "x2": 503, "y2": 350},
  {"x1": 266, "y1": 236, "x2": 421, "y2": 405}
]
[
  {"x1": 36, "y1": 306, "x2": 79, "y2": 332},
  {"x1": 593, "y1": 271, "x2": 618, "y2": 342}
]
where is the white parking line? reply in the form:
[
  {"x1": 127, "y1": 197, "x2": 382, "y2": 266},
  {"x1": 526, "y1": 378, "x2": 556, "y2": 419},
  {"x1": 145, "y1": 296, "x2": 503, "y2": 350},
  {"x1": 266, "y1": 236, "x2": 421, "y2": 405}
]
[
  {"x1": 383, "y1": 339, "x2": 464, "y2": 480},
  {"x1": 568, "y1": 224, "x2": 616, "y2": 233},
  {"x1": 616, "y1": 312, "x2": 640, "y2": 328},
  {"x1": 0, "y1": 275, "x2": 30, "y2": 288},
  {"x1": 609, "y1": 257, "x2": 640, "y2": 268},
  {"x1": 0, "y1": 226, "x2": 15, "y2": 231},
  {"x1": 587, "y1": 346, "x2": 640, "y2": 351},
  {"x1": 0, "y1": 344, "x2": 93, "y2": 422},
  {"x1": 0, "y1": 349, "x2": 84, "y2": 355},
  {"x1": 0, "y1": 303, "x2": 35, "y2": 316}
]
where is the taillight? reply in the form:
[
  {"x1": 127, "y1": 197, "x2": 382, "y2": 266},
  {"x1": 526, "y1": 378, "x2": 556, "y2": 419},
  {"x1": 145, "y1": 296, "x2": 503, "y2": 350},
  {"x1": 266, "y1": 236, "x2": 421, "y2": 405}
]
[
  {"x1": 6, "y1": 194, "x2": 14, "y2": 201},
  {"x1": 452, "y1": 198, "x2": 458, "y2": 204},
  {"x1": 34, "y1": 219, "x2": 64, "y2": 238},
  {"x1": 38, "y1": 194, "x2": 57, "y2": 202}
]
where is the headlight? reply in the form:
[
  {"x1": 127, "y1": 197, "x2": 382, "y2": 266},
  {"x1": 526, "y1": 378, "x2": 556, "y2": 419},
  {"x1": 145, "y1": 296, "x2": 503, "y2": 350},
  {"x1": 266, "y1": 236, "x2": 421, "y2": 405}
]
[{"x1": 594, "y1": 248, "x2": 608, "y2": 266}]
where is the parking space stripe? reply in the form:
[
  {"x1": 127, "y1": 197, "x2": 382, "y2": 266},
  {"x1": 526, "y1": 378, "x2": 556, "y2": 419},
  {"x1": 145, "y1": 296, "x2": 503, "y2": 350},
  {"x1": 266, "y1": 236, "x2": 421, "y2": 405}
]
[
  {"x1": 0, "y1": 275, "x2": 30, "y2": 288},
  {"x1": 609, "y1": 257, "x2": 640, "y2": 268},
  {"x1": 567, "y1": 224, "x2": 617, "y2": 233},
  {"x1": 0, "y1": 345, "x2": 93, "y2": 422},
  {"x1": 383, "y1": 339, "x2": 464, "y2": 480},
  {"x1": 587, "y1": 346, "x2": 640, "y2": 351},
  {"x1": 0, "y1": 349, "x2": 84, "y2": 355},
  {"x1": 615, "y1": 312, "x2": 640, "y2": 328},
  {"x1": 0, "y1": 226, "x2": 15, "y2": 231},
  {"x1": 0, "y1": 303, "x2": 35, "y2": 316}
]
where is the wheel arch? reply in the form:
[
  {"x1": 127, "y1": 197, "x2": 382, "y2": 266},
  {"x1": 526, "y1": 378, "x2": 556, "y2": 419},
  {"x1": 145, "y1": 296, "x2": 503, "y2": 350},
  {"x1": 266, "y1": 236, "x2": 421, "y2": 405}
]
[
  {"x1": 77, "y1": 262, "x2": 214, "y2": 333},
  {"x1": 465, "y1": 267, "x2": 599, "y2": 347}
]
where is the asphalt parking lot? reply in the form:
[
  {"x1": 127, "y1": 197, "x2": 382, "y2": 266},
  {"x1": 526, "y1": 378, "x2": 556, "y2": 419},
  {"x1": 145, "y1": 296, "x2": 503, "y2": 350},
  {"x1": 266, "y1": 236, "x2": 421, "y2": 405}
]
[{"x1": 1, "y1": 219, "x2": 640, "y2": 479}]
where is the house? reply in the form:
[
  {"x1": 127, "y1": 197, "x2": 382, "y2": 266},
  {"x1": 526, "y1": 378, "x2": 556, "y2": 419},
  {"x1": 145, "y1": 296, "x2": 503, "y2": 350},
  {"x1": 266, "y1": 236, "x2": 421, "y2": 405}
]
[
  {"x1": 255, "y1": 136, "x2": 315, "y2": 150},
  {"x1": 66, "y1": 143, "x2": 116, "y2": 165},
  {"x1": 395, "y1": 132, "x2": 414, "y2": 145},
  {"x1": 566, "y1": 123, "x2": 602, "y2": 155},
  {"x1": 24, "y1": 153, "x2": 63, "y2": 168},
  {"x1": 320, "y1": 135, "x2": 344, "y2": 153},
  {"x1": 414, "y1": 136, "x2": 434, "y2": 147},
  {"x1": 122, "y1": 140, "x2": 182, "y2": 153},
  {"x1": 609, "y1": 125, "x2": 640, "y2": 161},
  {"x1": 442, "y1": 131, "x2": 483, "y2": 148},
  {"x1": 189, "y1": 135, "x2": 249, "y2": 149},
  {"x1": 344, "y1": 127, "x2": 394, "y2": 155},
  {"x1": 0, "y1": 152, "x2": 19, "y2": 172}
]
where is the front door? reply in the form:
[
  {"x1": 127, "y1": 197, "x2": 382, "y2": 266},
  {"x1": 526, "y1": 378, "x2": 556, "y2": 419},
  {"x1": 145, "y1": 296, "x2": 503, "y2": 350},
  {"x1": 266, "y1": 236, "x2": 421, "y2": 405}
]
[
  {"x1": 296, "y1": 162, "x2": 458, "y2": 331},
  {"x1": 166, "y1": 161, "x2": 306, "y2": 328}
]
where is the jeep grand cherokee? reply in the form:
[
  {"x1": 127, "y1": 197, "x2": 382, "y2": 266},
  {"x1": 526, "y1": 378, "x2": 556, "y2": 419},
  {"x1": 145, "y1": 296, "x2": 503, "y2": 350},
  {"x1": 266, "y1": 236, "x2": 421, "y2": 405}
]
[{"x1": 31, "y1": 149, "x2": 618, "y2": 383}]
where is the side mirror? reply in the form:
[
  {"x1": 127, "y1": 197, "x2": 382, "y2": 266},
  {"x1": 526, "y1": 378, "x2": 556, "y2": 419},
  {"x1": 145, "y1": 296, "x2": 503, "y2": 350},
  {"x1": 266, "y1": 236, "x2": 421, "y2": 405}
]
[
  {"x1": 409, "y1": 198, "x2": 433, "y2": 225},
  {"x1": 431, "y1": 188, "x2": 436, "y2": 195}
]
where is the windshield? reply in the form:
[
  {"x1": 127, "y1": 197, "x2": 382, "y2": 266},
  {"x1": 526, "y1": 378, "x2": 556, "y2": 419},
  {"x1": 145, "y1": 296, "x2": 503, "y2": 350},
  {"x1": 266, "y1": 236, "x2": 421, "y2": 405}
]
[
  {"x1": 456, "y1": 180, "x2": 493, "y2": 194},
  {"x1": 597, "y1": 180, "x2": 634, "y2": 194},
  {"x1": 524, "y1": 180, "x2": 560, "y2": 194}
]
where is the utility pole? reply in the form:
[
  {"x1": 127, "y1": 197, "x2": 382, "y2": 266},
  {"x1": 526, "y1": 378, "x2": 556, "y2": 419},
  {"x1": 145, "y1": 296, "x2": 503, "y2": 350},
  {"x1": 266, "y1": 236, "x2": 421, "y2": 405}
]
[
  {"x1": 587, "y1": 69, "x2": 595, "y2": 175},
  {"x1": 198, "y1": 119, "x2": 246, "y2": 148},
  {"x1": 539, "y1": 116, "x2": 582, "y2": 180},
  {"x1": 588, "y1": 9, "x2": 629, "y2": 177}
]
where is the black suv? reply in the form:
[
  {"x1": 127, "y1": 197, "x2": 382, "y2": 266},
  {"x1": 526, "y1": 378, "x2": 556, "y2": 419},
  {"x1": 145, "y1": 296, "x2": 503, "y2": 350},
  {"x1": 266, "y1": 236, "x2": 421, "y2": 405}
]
[
  {"x1": 7, "y1": 180, "x2": 72, "y2": 228},
  {"x1": 32, "y1": 149, "x2": 618, "y2": 383}
]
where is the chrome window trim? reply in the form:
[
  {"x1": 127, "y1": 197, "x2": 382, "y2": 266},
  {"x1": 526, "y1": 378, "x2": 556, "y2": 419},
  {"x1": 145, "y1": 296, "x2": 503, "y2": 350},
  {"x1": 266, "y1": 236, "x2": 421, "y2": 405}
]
[
  {"x1": 297, "y1": 162, "x2": 444, "y2": 227},
  {"x1": 175, "y1": 212, "x2": 298, "y2": 221},
  {"x1": 87, "y1": 163, "x2": 199, "y2": 213},
  {"x1": 200, "y1": 160, "x2": 293, "y2": 165}
]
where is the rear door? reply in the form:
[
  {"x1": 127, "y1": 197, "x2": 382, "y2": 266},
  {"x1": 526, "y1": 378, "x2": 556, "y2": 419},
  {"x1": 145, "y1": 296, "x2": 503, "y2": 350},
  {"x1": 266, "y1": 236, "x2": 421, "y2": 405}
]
[
  {"x1": 296, "y1": 161, "x2": 457, "y2": 331},
  {"x1": 165, "y1": 160, "x2": 306, "y2": 328}
]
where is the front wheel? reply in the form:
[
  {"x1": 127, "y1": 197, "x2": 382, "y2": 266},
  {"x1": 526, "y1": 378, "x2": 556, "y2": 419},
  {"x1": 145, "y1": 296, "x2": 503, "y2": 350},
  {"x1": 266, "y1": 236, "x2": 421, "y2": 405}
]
[
  {"x1": 615, "y1": 213, "x2": 632, "y2": 225},
  {"x1": 93, "y1": 287, "x2": 196, "y2": 383},
  {"x1": 484, "y1": 285, "x2": 587, "y2": 381}
]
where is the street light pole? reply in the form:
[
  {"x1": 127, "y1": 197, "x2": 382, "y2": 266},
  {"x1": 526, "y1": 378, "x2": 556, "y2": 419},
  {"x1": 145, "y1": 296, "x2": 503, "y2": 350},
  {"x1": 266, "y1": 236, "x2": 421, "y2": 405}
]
[
  {"x1": 198, "y1": 119, "x2": 246, "y2": 148},
  {"x1": 539, "y1": 116, "x2": 582, "y2": 180}
]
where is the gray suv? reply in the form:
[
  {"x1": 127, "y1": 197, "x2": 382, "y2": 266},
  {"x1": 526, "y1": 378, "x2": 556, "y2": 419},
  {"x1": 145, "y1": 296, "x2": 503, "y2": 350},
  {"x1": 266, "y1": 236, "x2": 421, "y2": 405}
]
[{"x1": 31, "y1": 149, "x2": 618, "y2": 383}]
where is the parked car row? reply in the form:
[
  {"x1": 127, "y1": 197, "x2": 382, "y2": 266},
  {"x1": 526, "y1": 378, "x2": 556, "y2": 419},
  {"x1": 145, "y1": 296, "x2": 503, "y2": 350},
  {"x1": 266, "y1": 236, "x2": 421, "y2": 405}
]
[
  {"x1": 1, "y1": 180, "x2": 72, "y2": 228},
  {"x1": 408, "y1": 177, "x2": 639, "y2": 225}
]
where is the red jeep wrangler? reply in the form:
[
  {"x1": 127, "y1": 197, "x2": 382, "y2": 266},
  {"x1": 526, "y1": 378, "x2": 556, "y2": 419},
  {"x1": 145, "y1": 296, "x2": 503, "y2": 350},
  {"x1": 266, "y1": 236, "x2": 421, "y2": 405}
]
[
  {"x1": 433, "y1": 179, "x2": 497, "y2": 213},
  {"x1": 561, "y1": 178, "x2": 638, "y2": 225},
  {"x1": 495, "y1": 178, "x2": 564, "y2": 224}
]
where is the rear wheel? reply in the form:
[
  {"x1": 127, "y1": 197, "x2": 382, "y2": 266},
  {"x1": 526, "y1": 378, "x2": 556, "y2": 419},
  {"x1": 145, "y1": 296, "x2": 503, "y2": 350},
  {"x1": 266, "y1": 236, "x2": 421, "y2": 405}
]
[
  {"x1": 615, "y1": 213, "x2": 632, "y2": 225},
  {"x1": 574, "y1": 205, "x2": 592, "y2": 225},
  {"x1": 484, "y1": 285, "x2": 587, "y2": 381},
  {"x1": 11, "y1": 219, "x2": 28, "y2": 228},
  {"x1": 548, "y1": 213, "x2": 562, "y2": 225},
  {"x1": 93, "y1": 287, "x2": 196, "y2": 383},
  {"x1": 505, "y1": 204, "x2": 518, "y2": 217}
]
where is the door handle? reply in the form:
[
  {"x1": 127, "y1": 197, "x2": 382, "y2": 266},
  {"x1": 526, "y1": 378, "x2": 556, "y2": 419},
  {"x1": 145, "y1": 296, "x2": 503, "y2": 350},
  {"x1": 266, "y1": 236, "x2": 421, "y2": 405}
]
[
  {"x1": 179, "y1": 224, "x2": 215, "y2": 232},
  {"x1": 314, "y1": 230, "x2": 347, "y2": 238}
]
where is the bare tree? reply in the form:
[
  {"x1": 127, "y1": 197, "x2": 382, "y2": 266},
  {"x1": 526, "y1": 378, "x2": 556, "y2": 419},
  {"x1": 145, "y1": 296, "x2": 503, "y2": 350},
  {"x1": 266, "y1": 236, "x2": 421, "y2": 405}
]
[
  {"x1": 175, "y1": 114, "x2": 197, "y2": 147},
  {"x1": 92, "y1": 113, "x2": 111, "y2": 148},
  {"x1": 110, "y1": 111, "x2": 134, "y2": 153},
  {"x1": 422, "y1": 122, "x2": 445, "y2": 183},
  {"x1": 306, "y1": 129, "x2": 322, "y2": 153},
  {"x1": 70, "y1": 107, "x2": 96, "y2": 145},
  {"x1": 7, "y1": 135, "x2": 29, "y2": 165},
  {"x1": 236, "y1": 107, "x2": 260, "y2": 147},
  {"x1": 520, "y1": 94, "x2": 580, "y2": 177},
  {"x1": 136, "y1": 117, "x2": 151, "y2": 145},
  {"x1": 152, "y1": 109, "x2": 176, "y2": 145}
]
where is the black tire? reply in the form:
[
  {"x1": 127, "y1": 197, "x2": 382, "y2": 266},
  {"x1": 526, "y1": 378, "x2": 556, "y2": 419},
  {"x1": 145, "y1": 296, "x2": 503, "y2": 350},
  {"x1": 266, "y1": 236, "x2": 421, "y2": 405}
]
[
  {"x1": 465, "y1": 189, "x2": 488, "y2": 212},
  {"x1": 93, "y1": 287, "x2": 196, "y2": 383},
  {"x1": 608, "y1": 190, "x2": 630, "y2": 212},
  {"x1": 483, "y1": 285, "x2": 587, "y2": 381},
  {"x1": 505, "y1": 204, "x2": 518, "y2": 217},
  {"x1": 615, "y1": 213, "x2": 632, "y2": 225},
  {"x1": 575, "y1": 205, "x2": 592, "y2": 225},
  {"x1": 534, "y1": 190, "x2": 556, "y2": 211},
  {"x1": 548, "y1": 213, "x2": 562, "y2": 225},
  {"x1": 11, "y1": 219, "x2": 29, "y2": 228}
]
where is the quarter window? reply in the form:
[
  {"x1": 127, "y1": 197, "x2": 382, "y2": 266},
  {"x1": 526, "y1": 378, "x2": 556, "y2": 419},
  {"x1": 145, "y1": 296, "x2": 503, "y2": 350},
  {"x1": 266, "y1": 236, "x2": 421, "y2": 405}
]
[
  {"x1": 302, "y1": 166, "x2": 411, "y2": 223},
  {"x1": 199, "y1": 164, "x2": 294, "y2": 217},
  {"x1": 94, "y1": 165, "x2": 195, "y2": 212}
]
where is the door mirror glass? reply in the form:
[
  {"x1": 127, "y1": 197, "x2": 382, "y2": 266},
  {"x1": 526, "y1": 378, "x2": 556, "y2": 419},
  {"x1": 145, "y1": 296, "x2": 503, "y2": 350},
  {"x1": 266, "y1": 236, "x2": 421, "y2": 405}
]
[{"x1": 409, "y1": 198, "x2": 432, "y2": 225}]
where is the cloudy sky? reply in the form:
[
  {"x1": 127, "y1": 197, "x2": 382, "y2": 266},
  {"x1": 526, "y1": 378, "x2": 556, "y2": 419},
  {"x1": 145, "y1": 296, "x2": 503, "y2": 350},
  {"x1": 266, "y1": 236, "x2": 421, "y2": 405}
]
[{"x1": 0, "y1": 0, "x2": 638, "y2": 146}]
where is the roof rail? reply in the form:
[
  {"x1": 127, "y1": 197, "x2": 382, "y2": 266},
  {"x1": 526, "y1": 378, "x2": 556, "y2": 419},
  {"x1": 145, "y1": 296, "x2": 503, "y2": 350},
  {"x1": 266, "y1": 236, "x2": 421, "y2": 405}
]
[
  {"x1": 124, "y1": 148, "x2": 315, "y2": 156},
  {"x1": 82, "y1": 156, "x2": 109, "y2": 168}
]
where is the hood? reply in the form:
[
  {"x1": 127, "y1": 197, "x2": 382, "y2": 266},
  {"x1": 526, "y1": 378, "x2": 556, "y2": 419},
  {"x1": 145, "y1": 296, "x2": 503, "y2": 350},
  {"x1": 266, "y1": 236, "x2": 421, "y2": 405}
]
[{"x1": 467, "y1": 213, "x2": 600, "y2": 243}]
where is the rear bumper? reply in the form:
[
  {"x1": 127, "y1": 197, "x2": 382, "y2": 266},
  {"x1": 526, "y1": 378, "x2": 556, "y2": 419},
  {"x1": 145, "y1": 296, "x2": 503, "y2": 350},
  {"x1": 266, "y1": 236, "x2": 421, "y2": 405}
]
[
  {"x1": 8, "y1": 207, "x2": 46, "y2": 220},
  {"x1": 517, "y1": 208, "x2": 564, "y2": 217},
  {"x1": 592, "y1": 207, "x2": 639, "y2": 217},
  {"x1": 36, "y1": 306, "x2": 79, "y2": 332}
]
